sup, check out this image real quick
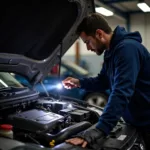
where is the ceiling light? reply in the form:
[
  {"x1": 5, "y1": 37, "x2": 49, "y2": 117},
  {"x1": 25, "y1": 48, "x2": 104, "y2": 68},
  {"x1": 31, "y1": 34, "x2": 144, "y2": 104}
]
[
  {"x1": 137, "y1": 2, "x2": 150, "y2": 12},
  {"x1": 95, "y1": 7, "x2": 114, "y2": 16}
]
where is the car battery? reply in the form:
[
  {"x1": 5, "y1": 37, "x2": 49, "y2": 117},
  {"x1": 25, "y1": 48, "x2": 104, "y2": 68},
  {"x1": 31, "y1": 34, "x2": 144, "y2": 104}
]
[
  {"x1": 59, "y1": 108, "x2": 76, "y2": 116},
  {"x1": 74, "y1": 109, "x2": 90, "y2": 119},
  {"x1": 53, "y1": 102, "x2": 68, "y2": 113},
  {"x1": 91, "y1": 123, "x2": 145, "y2": 150},
  {"x1": 69, "y1": 111, "x2": 85, "y2": 122}
]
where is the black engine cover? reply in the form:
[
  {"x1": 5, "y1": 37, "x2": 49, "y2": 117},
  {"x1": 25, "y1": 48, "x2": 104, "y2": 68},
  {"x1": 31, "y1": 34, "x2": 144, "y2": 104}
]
[{"x1": 8, "y1": 109, "x2": 64, "y2": 132}]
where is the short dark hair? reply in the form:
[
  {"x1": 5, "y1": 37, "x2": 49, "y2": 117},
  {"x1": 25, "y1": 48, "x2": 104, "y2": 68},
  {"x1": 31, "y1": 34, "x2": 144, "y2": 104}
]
[{"x1": 76, "y1": 13, "x2": 112, "y2": 36}]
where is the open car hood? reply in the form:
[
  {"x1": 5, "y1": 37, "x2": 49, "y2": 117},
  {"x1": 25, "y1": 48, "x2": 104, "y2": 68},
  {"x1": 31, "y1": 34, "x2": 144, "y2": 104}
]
[{"x1": 0, "y1": 0, "x2": 95, "y2": 84}]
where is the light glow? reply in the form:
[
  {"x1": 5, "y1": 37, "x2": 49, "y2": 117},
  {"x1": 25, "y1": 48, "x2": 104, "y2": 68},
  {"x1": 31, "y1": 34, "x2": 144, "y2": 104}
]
[
  {"x1": 67, "y1": 104, "x2": 73, "y2": 108},
  {"x1": 0, "y1": 79, "x2": 8, "y2": 87},
  {"x1": 95, "y1": 7, "x2": 114, "y2": 16},
  {"x1": 137, "y1": 2, "x2": 150, "y2": 12},
  {"x1": 56, "y1": 83, "x2": 63, "y2": 89}
]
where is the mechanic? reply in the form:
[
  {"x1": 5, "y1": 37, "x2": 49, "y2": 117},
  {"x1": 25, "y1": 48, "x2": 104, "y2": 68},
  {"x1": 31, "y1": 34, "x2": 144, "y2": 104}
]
[{"x1": 62, "y1": 13, "x2": 150, "y2": 149}]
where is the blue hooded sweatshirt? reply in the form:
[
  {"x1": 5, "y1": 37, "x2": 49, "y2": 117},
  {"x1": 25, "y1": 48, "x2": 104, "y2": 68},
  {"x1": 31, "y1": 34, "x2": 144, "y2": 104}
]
[{"x1": 79, "y1": 26, "x2": 150, "y2": 135}]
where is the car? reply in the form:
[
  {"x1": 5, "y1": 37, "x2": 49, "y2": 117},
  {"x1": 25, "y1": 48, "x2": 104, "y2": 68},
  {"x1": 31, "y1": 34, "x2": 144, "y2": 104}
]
[
  {"x1": 15, "y1": 59, "x2": 108, "y2": 108},
  {"x1": 0, "y1": 1, "x2": 145, "y2": 150}
]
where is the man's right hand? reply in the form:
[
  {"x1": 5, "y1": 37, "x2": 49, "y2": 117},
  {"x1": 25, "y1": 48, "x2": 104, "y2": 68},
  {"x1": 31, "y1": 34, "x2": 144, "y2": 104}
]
[{"x1": 62, "y1": 77, "x2": 80, "y2": 89}]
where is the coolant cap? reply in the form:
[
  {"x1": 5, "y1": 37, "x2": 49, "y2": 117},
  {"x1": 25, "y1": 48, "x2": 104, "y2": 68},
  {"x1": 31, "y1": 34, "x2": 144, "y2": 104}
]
[{"x1": 0, "y1": 124, "x2": 13, "y2": 131}]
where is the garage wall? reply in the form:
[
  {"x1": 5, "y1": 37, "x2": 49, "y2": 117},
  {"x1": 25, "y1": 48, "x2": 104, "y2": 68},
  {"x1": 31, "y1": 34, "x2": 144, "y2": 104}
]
[
  {"x1": 63, "y1": 16, "x2": 127, "y2": 75},
  {"x1": 130, "y1": 13, "x2": 150, "y2": 51}
]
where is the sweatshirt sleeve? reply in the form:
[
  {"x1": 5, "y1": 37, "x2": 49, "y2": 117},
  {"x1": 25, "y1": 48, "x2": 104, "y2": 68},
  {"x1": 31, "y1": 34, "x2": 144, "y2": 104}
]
[
  {"x1": 79, "y1": 66, "x2": 109, "y2": 92},
  {"x1": 96, "y1": 42, "x2": 141, "y2": 135}
]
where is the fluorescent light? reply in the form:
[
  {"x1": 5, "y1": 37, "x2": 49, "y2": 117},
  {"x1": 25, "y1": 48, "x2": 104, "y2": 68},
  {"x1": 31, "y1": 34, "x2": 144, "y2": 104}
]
[
  {"x1": 95, "y1": 7, "x2": 114, "y2": 16},
  {"x1": 137, "y1": 2, "x2": 150, "y2": 12}
]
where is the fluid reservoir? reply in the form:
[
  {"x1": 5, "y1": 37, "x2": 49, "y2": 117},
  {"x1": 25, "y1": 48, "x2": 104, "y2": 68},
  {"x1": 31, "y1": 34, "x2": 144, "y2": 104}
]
[{"x1": 0, "y1": 124, "x2": 13, "y2": 139}]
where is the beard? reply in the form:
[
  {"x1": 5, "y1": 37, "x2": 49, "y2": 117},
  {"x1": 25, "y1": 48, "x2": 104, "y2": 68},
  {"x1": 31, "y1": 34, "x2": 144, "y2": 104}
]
[{"x1": 95, "y1": 38, "x2": 107, "y2": 55}]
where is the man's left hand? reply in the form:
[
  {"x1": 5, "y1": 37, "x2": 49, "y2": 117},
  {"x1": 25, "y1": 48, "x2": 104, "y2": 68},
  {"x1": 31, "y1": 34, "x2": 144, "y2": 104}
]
[
  {"x1": 65, "y1": 128, "x2": 105, "y2": 148},
  {"x1": 66, "y1": 138, "x2": 88, "y2": 148}
]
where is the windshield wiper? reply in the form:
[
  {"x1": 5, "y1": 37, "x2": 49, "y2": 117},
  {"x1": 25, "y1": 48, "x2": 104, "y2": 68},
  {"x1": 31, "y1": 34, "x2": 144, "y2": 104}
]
[
  {"x1": 0, "y1": 86, "x2": 29, "y2": 97},
  {"x1": 0, "y1": 87, "x2": 12, "y2": 92}
]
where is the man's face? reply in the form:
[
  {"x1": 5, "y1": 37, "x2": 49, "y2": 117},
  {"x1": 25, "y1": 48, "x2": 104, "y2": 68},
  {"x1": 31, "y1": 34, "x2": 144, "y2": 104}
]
[{"x1": 80, "y1": 31, "x2": 107, "y2": 55}]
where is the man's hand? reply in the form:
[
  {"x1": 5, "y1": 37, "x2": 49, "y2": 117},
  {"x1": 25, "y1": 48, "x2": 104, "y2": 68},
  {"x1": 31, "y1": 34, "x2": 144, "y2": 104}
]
[
  {"x1": 62, "y1": 77, "x2": 80, "y2": 89},
  {"x1": 66, "y1": 138, "x2": 88, "y2": 148},
  {"x1": 65, "y1": 128, "x2": 104, "y2": 148}
]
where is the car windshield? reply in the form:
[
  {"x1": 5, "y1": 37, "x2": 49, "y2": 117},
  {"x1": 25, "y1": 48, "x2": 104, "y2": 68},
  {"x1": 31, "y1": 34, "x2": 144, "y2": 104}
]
[{"x1": 0, "y1": 72, "x2": 23, "y2": 89}]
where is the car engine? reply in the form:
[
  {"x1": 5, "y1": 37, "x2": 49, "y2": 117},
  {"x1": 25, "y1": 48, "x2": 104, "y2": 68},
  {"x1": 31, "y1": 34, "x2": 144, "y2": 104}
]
[
  {"x1": 0, "y1": 87, "x2": 100, "y2": 147},
  {"x1": 0, "y1": 87, "x2": 146, "y2": 150}
]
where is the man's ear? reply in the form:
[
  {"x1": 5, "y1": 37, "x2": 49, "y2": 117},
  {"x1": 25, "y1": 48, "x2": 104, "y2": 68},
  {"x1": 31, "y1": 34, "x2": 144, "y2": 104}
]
[{"x1": 95, "y1": 29, "x2": 103, "y2": 39}]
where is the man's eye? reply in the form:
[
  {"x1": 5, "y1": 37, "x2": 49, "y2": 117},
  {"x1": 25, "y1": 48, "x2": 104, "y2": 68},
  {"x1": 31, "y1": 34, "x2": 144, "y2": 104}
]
[{"x1": 86, "y1": 40, "x2": 90, "y2": 44}]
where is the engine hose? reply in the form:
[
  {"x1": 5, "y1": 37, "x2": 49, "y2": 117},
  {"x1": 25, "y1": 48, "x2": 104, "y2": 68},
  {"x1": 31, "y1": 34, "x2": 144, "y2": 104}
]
[{"x1": 37, "y1": 121, "x2": 91, "y2": 145}]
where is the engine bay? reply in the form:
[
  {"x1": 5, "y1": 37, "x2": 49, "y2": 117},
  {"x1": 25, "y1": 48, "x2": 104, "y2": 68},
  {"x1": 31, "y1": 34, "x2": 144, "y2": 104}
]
[
  {"x1": 0, "y1": 87, "x2": 145, "y2": 150},
  {"x1": 0, "y1": 87, "x2": 100, "y2": 147},
  {"x1": 8, "y1": 100, "x2": 96, "y2": 147}
]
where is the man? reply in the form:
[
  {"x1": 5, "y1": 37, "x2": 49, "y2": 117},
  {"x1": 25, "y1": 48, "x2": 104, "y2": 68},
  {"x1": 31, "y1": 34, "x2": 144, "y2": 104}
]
[{"x1": 62, "y1": 13, "x2": 150, "y2": 149}]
